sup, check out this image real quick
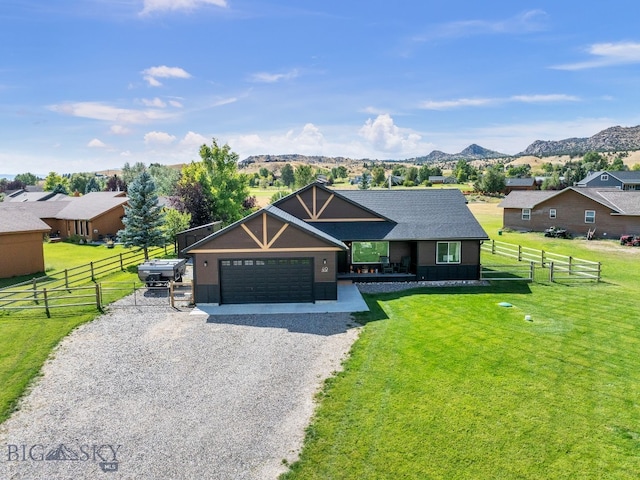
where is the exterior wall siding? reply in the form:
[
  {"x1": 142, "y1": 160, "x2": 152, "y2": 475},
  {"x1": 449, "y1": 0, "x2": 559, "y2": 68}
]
[
  {"x1": 415, "y1": 240, "x2": 481, "y2": 281},
  {"x1": 503, "y1": 189, "x2": 640, "y2": 238},
  {"x1": 0, "y1": 232, "x2": 46, "y2": 278}
]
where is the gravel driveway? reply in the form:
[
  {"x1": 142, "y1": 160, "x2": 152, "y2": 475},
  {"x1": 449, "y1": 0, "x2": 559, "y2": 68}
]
[{"x1": 0, "y1": 293, "x2": 360, "y2": 479}]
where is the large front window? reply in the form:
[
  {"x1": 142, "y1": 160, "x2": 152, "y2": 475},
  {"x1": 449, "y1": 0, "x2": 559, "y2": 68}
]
[
  {"x1": 437, "y1": 242, "x2": 461, "y2": 264},
  {"x1": 351, "y1": 241, "x2": 389, "y2": 264}
]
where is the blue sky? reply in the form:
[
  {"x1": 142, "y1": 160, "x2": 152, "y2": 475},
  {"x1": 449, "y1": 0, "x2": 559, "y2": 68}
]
[{"x1": 2, "y1": 0, "x2": 640, "y2": 174}]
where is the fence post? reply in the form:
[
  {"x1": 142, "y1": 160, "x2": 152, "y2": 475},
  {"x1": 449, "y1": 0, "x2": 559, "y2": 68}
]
[
  {"x1": 568, "y1": 256, "x2": 572, "y2": 275},
  {"x1": 549, "y1": 262, "x2": 554, "y2": 282},
  {"x1": 64, "y1": 269, "x2": 69, "y2": 289},
  {"x1": 530, "y1": 261, "x2": 535, "y2": 281},
  {"x1": 95, "y1": 283, "x2": 102, "y2": 311},
  {"x1": 33, "y1": 278, "x2": 39, "y2": 304},
  {"x1": 541, "y1": 250, "x2": 545, "y2": 267},
  {"x1": 491, "y1": 240, "x2": 495, "y2": 254},
  {"x1": 597, "y1": 262, "x2": 601, "y2": 282},
  {"x1": 43, "y1": 287, "x2": 50, "y2": 318},
  {"x1": 518, "y1": 245, "x2": 522, "y2": 261},
  {"x1": 120, "y1": 253, "x2": 124, "y2": 271}
]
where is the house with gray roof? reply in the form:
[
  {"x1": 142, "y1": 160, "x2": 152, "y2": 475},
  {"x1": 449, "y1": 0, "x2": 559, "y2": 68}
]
[
  {"x1": 0, "y1": 191, "x2": 128, "y2": 241},
  {"x1": 499, "y1": 187, "x2": 640, "y2": 239},
  {"x1": 576, "y1": 170, "x2": 640, "y2": 190},
  {"x1": 184, "y1": 182, "x2": 489, "y2": 305},
  {"x1": 0, "y1": 209, "x2": 51, "y2": 278}
]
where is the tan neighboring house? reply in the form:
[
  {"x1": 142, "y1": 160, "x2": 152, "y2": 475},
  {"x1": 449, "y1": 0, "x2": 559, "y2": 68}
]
[
  {"x1": 499, "y1": 187, "x2": 640, "y2": 238},
  {"x1": 0, "y1": 209, "x2": 50, "y2": 278},
  {"x1": 0, "y1": 191, "x2": 128, "y2": 242}
]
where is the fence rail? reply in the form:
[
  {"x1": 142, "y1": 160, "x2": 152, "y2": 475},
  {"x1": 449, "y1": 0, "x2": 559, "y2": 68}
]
[
  {"x1": 481, "y1": 239, "x2": 600, "y2": 282},
  {"x1": 0, "y1": 280, "x2": 192, "y2": 316},
  {"x1": 481, "y1": 263, "x2": 535, "y2": 282},
  {"x1": 0, "y1": 245, "x2": 173, "y2": 304}
]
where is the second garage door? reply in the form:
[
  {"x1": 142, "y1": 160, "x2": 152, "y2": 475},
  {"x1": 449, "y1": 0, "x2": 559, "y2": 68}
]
[{"x1": 219, "y1": 257, "x2": 314, "y2": 304}]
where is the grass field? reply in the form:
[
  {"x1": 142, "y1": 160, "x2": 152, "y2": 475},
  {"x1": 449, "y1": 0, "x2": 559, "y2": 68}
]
[
  {"x1": 0, "y1": 242, "x2": 158, "y2": 423},
  {"x1": 282, "y1": 203, "x2": 640, "y2": 479}
]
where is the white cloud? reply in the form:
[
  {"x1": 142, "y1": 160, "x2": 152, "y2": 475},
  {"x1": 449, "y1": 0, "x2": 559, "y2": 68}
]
[
  {"x1": 552, "y1": 42, "x2": 640, "y2": 70},
  {"x1": 142, "y1": 65, "x2": 191, "y2": 87},
  {"x1": 144, "y1": 131, "x2": 177, "y2": 144},
  {"x1": 49, "y1": 101, "x2": 175, "y2": 124},
  {"x1": 168, "y1": 99, "x2": 184, "y2": 108},
  {"x1": 140, "y1": 0, "x2": 227, "y2": 15},
  {"x1": 421, "y1": 94, "x2": 579, "y2": 110},
  {"x1": 110, "y1": 125, "x2": 132, "y2": 135},
  {"x1": 249, "y1": 69, "x2": 299, "y2": 83},
  {"x1": 140, "y1": 97, "x2": 167, "y2": 108},
  {"x1": 358, "y1": 114, "x2": 422, "y2": 153},
  {"x1": 180, "y1": 131, "x2": 210, "y2": 148},
  {"x1": 87, "y1": 138, "x2": 107, "y2": 148}
]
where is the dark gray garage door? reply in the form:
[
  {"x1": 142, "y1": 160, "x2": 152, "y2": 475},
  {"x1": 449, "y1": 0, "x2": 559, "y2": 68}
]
[{"x1": 219, "y1": 258, "x2": 314, "y2": 304}]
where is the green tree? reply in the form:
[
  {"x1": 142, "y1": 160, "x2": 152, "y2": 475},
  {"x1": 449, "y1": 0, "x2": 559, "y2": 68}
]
[
  {"x1": 148, "y1": 163, "x2": 180, "y2": 196},
  {"x1": 336, "y1": 165, "x2": 348, "y2": 179},
  {"x1": 164, "y1": 208, "x2": 191, "y2": 247},
  {"x1": 610, "y1": 156, "x2": 627, "y2": 171},
  {"x1": 294, "y1": 164, "x2": 315, "y2": 188},
  {"x1": 359, "y1": 172, "x2": 371, "y2": 190},
  {"x1": 43, "y1": 172, "x2": 67, "y2": 191},
  {"x1": 280, "y1": 163, "x2": 295, "y2": 187},
  {"x1": 199, "y1": 139, "x2": 251, "y2": 224},
  {"x1": 541, "y1": 173, "x2": 563, "y2": 190},
  {"x1": 371, "y1": 166, "x2": 386, "y2": 186},
  {"x1": 475, "y1": 166, "x2": 506, "y2": 194},
  {"x1": 85, "y1": 177, "x2": 102, "y2": 194},
  {"x1": 68, "y1": 172, "x2": 95, "y2": 195},
  {"x1": 582, "y1": 151, "x2": 608, "y2": 171},
  {"x1": 122, "y1": 161, "x2": 147, "y2": 186},
  {"x1": 117, "y1": 171, "x2": 166, "y2": 260},
  {"x1": 14, "y1": 172, "x2": 38, "y2": 185}
]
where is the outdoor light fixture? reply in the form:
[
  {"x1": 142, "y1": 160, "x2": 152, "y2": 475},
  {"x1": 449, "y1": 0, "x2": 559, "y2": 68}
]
[
  {"x1": 203, "y1": 260, "x2": 208, "y2": 267},
  {"x1": 323, "y1": 258, "x2": 327, "y2": 265}
]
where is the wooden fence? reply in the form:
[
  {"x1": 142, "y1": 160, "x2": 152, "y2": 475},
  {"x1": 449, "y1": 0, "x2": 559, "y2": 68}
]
[
  {"x1": 481, "y1": 240, "x2": 601, "y2": 282},
  {"x1": 481, "y1": 263, "x2": 535, "y2": 282},
  {"x1": 0, "y1": 280, "x2": 193, "y2": 317}
]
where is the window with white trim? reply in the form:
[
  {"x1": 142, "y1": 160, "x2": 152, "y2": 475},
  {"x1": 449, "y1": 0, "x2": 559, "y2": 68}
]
[
  {"x1": 436, "y1": 242, "x2": 461, "y2": 264},
  {"x1": 585, "y1": 210, "x2": 595, "y2": 223},
  {"x1": 600, "y1": 174, "x2": 609, "y2": 181},
  {"x1": 549, "y1": 208, "x2": 556, "y2": 219},
  {"x1": 522, "y1": 208, "x2": 531, "y2": 220}
]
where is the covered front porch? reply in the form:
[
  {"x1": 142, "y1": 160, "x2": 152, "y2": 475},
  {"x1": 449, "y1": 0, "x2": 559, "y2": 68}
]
[{"x1": 337, "y1": 240, "x2": 417, "y2": 282}]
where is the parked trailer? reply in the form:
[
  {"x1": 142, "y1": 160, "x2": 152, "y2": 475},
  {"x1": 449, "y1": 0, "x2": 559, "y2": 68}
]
[{"x1": 137, "y1": 259, "x2": 187, "y2": 287}]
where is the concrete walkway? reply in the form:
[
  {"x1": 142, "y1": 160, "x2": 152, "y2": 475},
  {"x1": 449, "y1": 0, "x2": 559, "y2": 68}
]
[{"x1": 192, "y1": 281, "x2": 369, "y2": 316}]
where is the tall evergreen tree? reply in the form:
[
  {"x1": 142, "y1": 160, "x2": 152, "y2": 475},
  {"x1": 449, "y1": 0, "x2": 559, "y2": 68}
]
[{"x1": 117, "y1": 171, "x2": 165, "y2": 260}]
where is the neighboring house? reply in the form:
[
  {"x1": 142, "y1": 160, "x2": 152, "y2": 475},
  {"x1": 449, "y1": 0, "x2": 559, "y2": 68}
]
[
  {"x1": 504, "y1": 177, "x2": 537, "y2": 194},
  {"x1": 576, "y1": 171, "x2": 640, "y2": 190},
  {"x1": 184, "y1": 182, "x2": 489, "y2": 305},
  {"x1": 175, "y1": 221, "x2": 223, "y2": 259},
  {"x1": 428, "y1": 175, "x2": 457, "y2": 184},
  {"x1": 0, "y1": 191, "x2": 128, "y2": 242},
  {"x1": 0, "y1": 209, "x2": 50, "y2": 278},
  {"x1": 499, "y1": 187, "x2": 640, "y2": 238}
]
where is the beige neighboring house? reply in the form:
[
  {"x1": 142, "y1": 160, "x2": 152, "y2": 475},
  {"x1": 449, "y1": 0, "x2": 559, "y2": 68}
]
[
  {"x1": 0, "y1": 209, "x2": 50, "y2": 278},
  {"x1": 0, "y1": 191, "x2": 128, "y2": 242}
]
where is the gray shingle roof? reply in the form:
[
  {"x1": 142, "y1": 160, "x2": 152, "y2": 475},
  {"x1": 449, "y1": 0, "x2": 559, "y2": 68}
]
[
  {"x1": 506, "y1": 177, "x2": 535, "y2": 187},
  {"x1": 335, "y1": 188, "x2": 488, "y2": 240},
  {"x1": 0, "y1": 209, "x2": 50, "y2": 234},
  {"x1": 499, "y1": 190, "x2": 558, "y2": 209},
  {"x1": 55, "y1": 192, "x2": 128, "y2": 220}
]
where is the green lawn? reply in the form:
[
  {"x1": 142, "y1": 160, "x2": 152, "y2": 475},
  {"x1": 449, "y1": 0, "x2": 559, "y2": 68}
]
[
  {"x1": 0, "y1": 242, "x2": 160, "y2": 423},
  {"x1": 282, "y1": 208, "x2": 640, "y2": 479}
]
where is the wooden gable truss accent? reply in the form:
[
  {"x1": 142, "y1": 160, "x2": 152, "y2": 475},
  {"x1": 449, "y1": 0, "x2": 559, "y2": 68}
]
[
  {"x1": 188, "y1": 211, "x2": 343, "y2": 254},
  {"x1": 279, "y1": 184, "x2": 386, "y2": 222}
]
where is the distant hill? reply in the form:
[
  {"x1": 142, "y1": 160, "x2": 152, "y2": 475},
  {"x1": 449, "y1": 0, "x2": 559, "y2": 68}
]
[
  {"x1": 239, "y1": 144, "x2": 508, "y2": 168},
  {"x1": 519, "y1": 125, "x2": 640, "y2": 157}
]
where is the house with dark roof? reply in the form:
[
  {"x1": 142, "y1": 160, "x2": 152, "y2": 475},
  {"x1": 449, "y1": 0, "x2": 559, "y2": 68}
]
[
  {"x1": 576, "y1": 171, "x2": 640, "y2": 190},
  {"x1": 0, "y1": 209, "x2": 51, "y2": 278},
  {"x1": 504, "y1": 177, "x2": 537, "y2": 194},
  {"x1": 184, "y1": 182, "x2": 489, "y2": 305},
  {"x1": 0, "y1": 191, "x2": 128, "y2": 241},
  {"x1": 499, "y1": 187, "x2": 640, "y2": 238}
]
